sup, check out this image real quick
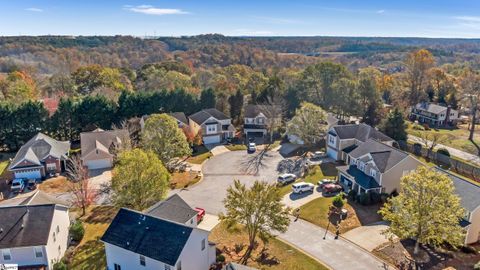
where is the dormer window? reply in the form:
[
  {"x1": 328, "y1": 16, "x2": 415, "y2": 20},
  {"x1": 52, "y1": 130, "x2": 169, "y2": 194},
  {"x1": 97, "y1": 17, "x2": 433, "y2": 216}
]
[{"x1": 370, "y1": 169, "x2": 376, "y2": 177}]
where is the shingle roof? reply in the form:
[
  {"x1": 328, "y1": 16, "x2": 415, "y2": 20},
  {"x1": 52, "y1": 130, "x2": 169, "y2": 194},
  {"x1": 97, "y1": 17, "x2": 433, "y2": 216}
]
[
  {"x1": 9, "y1": 133, "x2": 70, "y2": 170},
  {"x1": 101, "y1": 208, "x2": 193, "y2": 266},
  {"x1": 0, "y1": 190, "x2": 68, "y2": 208},
  {"x1": 80, "y1": 129, "x2": 128, "y2": 159},
  {"x1": 338, "y1": 165, "x2": 380, "y2": 189},
  {"x1": 435, "y1": 167, "x2": 480, "y2": 213},
  {"x1": 169, "y1": 112, "x2": 189, "y2": 125},
  {"x1": 349, "y1": 139, "x2": 409, "y2": 173},
  {"x1": 145, "y1": 194, "x2": 198, "y2": 224},
  {"x1": 189, "y1": 108, "x2": 230, "y2": 125},
  {"x1": 414, "y1": 103, "x2": 448, "y2": 114},
  {"x1": 244, "y1": 104, "x2": 275, "y2": 118},
  {"x1": 332, "y1": 123, "x2": 392, "y2": 142},
  {"x1": 0, "y1": 204, "x2": 56, "y2": 248}
]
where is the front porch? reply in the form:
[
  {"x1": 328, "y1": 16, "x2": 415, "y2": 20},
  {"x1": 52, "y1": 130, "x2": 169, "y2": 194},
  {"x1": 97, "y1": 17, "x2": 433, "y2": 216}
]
[{"x1": 337, "y1": 165, "x2": 382, "y2": 194}]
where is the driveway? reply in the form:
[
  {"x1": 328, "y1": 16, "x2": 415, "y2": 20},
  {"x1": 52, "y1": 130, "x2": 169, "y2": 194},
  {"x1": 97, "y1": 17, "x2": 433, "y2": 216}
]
[
  {"x1": 209, "y1": 145, "x2": 230, "y2": 156},
  {"x1": 88, "y1": 169, "x2": 112, "y2": 189},
  {"x1": 343, "y1": 221, "x2": 395, "y2": 252},
  {"x1": 282, "y1": 186, "x2": 324, "y2": 209}
]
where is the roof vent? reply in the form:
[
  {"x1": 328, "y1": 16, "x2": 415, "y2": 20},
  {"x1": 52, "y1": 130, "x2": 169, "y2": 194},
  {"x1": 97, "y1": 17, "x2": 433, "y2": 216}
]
[
  {"x1": 126, "y1": 241, "x2": 130, "y2": 246},
  {"x1": 0, "y1": 228, "x2": 3, "y2": 233},
  {"x1": 146, "y1": 226, "x2": 149, "y2": 230}
]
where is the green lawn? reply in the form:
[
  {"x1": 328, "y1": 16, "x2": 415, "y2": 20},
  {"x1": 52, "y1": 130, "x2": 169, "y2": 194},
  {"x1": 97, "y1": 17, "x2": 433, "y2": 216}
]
[
  {"x1": 186, "y1": 145, "x2": 212, "y2": 164},
  {"x1": 0, "y1": 152, "x2": 14, "y2": 178},
  {"x1": 225, "y1": 144, "x2": 247, "y2": 151},
  {"x1": 278, "y1": 163, "x2": 337, "y2": 196}
]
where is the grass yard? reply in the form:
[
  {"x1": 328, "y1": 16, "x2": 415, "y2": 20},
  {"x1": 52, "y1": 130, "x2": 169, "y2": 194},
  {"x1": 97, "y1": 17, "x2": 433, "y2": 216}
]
[
  {"x1": 67, "y1": 206, "x2": 118, "y2": 270},
  {"x1": 278, "y1": 163, "x2": 338, "y2": 196},
  {"x1": 225, "y1": 144, "x2": 247, "y2": 151},
  {"x1": 210, "y1": 222, "x2": 329, "y2": 270},
  {"x1": 0, "y1": 152, "x2": 14, "y2": 179},
  {"x1": 299, "y1": 197, "x2": 382, "y2": 234},
  {"x1": 187, "y1": 145, "x2": 212, "y2": 164},
  {"x1": 38, "y1": 176, "x2": 71, "y2": 193},
  {"x1": 170, "y1": 171, "x2": 201, "y2": 189}
]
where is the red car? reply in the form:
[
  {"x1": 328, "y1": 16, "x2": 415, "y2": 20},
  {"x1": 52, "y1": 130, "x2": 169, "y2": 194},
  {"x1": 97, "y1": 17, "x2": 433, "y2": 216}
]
[
  {"x1": 322, "y1": 183, "x2": 343, "y2": 195},
  {"x1": 195, "y1": 207, "x2": 205, "y2": 223}
]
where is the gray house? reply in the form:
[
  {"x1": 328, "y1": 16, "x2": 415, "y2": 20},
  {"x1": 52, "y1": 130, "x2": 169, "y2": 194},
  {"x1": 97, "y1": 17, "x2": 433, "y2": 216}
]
[
  {"x1": 337, "y1": 139, "x2": 422, "y2": 195},
  {"x1": 410, "y1": 102, "x2": 460, "y2": 127},
  {"x1": 189, "y1": 108, "x2": 235, "y2": 145}
]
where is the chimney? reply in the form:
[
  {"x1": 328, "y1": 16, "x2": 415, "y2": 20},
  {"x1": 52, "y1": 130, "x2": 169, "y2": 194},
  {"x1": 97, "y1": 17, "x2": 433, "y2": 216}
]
[{"x1": 445, "y1": 105, "x2": 452, "y2": 126}]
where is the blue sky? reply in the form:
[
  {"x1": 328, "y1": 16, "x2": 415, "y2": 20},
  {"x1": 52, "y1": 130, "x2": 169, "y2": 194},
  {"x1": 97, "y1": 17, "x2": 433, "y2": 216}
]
[{"x1": 1, "y1": 0, "x2": 480, "y2": 37}]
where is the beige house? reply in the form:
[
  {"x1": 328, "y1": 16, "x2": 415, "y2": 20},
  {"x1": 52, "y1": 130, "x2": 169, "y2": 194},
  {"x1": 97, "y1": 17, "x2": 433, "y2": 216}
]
[
  {"x1": 189, "y1": 108, "x2": 235, "y2": 145},
  {"x1": 80, "y1": 128, "x2": 129, "y2": 170},
  {"x1": 337, "y1": 139, "x2": 423, "y2": 195}
]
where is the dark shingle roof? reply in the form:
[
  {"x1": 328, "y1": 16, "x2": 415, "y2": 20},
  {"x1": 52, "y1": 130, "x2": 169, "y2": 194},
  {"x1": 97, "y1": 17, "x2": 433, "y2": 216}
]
[
  {"x1": 332, "y1": 123, "x2": 392, "y2": 142},
  {"x1": 9, "y1": 133, "x2": 70, "y2": 170},
  {"x1": 169, "y1": 112, "x2": 189, "y2": 125},
  {"x1": 0, "y1": 190, "x2": 68, "y2": 207},
  {"x1": 338, "y1": 165, "x2": 380, "y2": 189},
  {"x1": 0, "y1": 204, "x2": 56, "y2": 248},
  {"x1": 244, "y1": 104, "x2": 276, "y2": 118},
  {"x1": 189, "y1": 108, "x2": 230, "y2": 125},
  {"x1": 349, "y1": 139, "x2": 409, "y2": 172},
  {"x1": 80, "y1": 129, "x2": 128, "y2": 159},
  {"x1": 435, "y1": 168, "x2": 480, "y2": 213},
  {"x1": 101, "y1": 208, "x2": 193, "y2": 266},
  {"x1": 145, "y1": 194, "x2": 198, "y2": 224}
]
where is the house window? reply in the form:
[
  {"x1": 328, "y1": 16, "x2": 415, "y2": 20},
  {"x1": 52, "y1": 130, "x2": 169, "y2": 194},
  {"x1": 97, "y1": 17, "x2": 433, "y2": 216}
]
[
  {"x1": 46, "y1": 163, "x2": 57, "y2": 171},
  {"x1": 190, "y1": 218, "x2": 193, "y2": 224},
  {"x1": 165, "y1": 265, "x2": 171, "y2": 270},
  {"x1": 206, "y1": 125, "x2": 216, "y2": 133},
  {"x1": 359, "y1": 162, "x2": 365, "y2": 171},
  {"x1": 140, "y1": 255, "x2": 146, "y2": 266},
  {"x1": 328, "y1": 136, "x2": 335, "y2": 145},
  {"x1": 58, "y1": 245, "x2": 61, "y2": 256},
  {"x1": 177, "y1": 261, "x2": 182, "y2": 270},
  {"x1": 114, "y1": 263, "x2": 121, "y2": 270},
  {"x1": 34, "y1": 246, "x2": 43, "y2": 258},
  {"x1": 53, "y1": 232, "x2": 56, "y2": 242},
  {"x1": 56, "y1": 225, "x2": 60, "y2": 233},
  {"x1": 370, "y1": 169, "x2": 376, "y2": 177},
  {"x1": 2, "y1": 249, "x2": 11, "y2": 260},
  {"x1": 201, "y1": 239, "x2": 206, "y2": 251}
]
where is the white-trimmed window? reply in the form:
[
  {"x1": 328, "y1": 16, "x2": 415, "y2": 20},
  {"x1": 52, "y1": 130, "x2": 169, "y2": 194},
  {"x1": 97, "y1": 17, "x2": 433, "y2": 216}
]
[
  {"x1": 328, "y1": 135, "x2": 335, "y2": 145},
  {"x1": 165, "y1": 265, "x2": 171, "y2": 270},
  {"x1": 177, "y1": 261, "x2": 182, "y2": 270},
  {"x1": 206, "y1": 125, "x2": 217, "y2": 134},
  {"x1": 201, "y1": 239, "x2": 206, "y2": 251},
  {"x1": 370, "y1": 169, "x2": 376, "y2": 177},
  {"x1": 140, "y1": 255, "x2": 146, "y2": 266},
  {"x1": 114, "y1": 264, "x2": 121, "y2": 270},
  {"x1": 359, "y1": 162, "x2": 365, "y2": 171},
  {"x1": 56, "y1": 225, "x2": 60, "y2": 233},
  {"x1": 53, "y1": 232, "x2": 56, "y2": 242},
  {"x1": 2, "y1": 249, "x2": 11, "y2": 260},
  {"x1": 46, "y1": 163, "x2": 57, "y2": 171},
  {"x1": 34, "y1": 246, "x2": 43, "y2": 258}
]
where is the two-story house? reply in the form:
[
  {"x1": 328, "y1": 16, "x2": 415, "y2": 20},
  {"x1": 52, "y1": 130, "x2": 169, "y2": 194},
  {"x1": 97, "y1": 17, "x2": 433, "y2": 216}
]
[
  {"x1": 80, "y1": 128, "x2": 129, "y2": 170},
  {"x1": 243, "y1": 105, "x2": 278, "y2": 138},
  {"x1": 8, "y1": 133, "x2": 70, "y2": 180},
  {"x1": 145, "y1": 194, "x2": 199, "y2": 227},
  {"x1": 337, "y1": 139, "x2": 423, "y2": 195},
  {"x1": 410, "y1": 102, "x2": 459, "y2": 127},
  {"x1": 0, "y1": 192, "x2": 70, "y2": 270},
  {"x1": 189, "y1": 108, "x2": 235, "y2": 145},
  {"x1": 326, "y1": 123, "x2": 393, "y2": 161}
]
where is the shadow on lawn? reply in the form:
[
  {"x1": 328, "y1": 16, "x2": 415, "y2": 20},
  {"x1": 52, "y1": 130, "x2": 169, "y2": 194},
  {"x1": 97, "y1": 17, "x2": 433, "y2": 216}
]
[
  {"x1": 346, "y1": 200, "x2": 383, "y2": 226},
  {"x1": 84, "y1": 205, "x2": 117, "y2": 224},
  {"x1": 68, "y1": 240, "x2": 106, "y2": 270}
]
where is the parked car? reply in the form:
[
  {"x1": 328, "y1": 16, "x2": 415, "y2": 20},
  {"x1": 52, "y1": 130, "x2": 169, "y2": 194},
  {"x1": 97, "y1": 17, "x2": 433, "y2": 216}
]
[
  {"x1": 195, "y1": 207, "x2": 206, "y2": 223},
  {"x1": 312, "y1": 151, "x2": 325, "y2": 159},
  {"x1": 248, "y1": 142, "x2": 256, "y2": 152},
  {"x1": 292, "y1": 182, "x2": 315, "y2": 194},
  {"x1": 322, "y1": 183, "x2": 343, "y2": 196},
  {"x1": 318, "y1": 179, "x2": 336, "y2": 188},
  {"x1": 277, "y1": 173, "x2": 297, "y2": 185},
  {"x1": 27, "y1": 179, "x2": 37, "y2": 190},
  {"x1": 11, "y1": 179, "x2": 26, "y2": 193}
]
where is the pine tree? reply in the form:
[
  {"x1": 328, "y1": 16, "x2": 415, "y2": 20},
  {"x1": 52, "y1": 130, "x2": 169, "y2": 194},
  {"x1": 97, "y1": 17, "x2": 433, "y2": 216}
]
[{"x1": 380, "y1": 107, "x2": 407, "y2": 141}]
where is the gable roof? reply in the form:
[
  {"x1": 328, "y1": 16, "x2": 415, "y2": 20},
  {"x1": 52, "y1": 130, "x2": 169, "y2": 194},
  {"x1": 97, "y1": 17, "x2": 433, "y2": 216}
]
[
  {"x1": 414, "y1": 103, "x2": 448, "y2": 114},
  {"x1": 332, "y1": 123, "x2": 392, "y2": 142},
  {"x1": 145, "y1": 194, "x2": 198, "y2": 224},
  {"x1": 0, "y1": 190, "x2": 68, "y2": 208},
  {"x1": 80, "y1": 129, "x2": 128, "y2": 159},
  {"x1": 0, "y1": 204, "x2": 56, "y2": 249},
  {"x1": 9, "y1": 133, "x2": 70, "y2": 170},
  {"x1": 435, "y1": 168, "x2": 480, "y2": 213},
  {"x1": 101, "y1": 208, "x2": 194, "y2": 266},
  {"x1": 189, "y1": 108, "x2": 230, "y2": 125},
  {"x1": 349, "y1": 139, "x2": 409, "y2": 173},
  {"x1": 169, "y1": 112, "x2": 189, "y2": 125}
]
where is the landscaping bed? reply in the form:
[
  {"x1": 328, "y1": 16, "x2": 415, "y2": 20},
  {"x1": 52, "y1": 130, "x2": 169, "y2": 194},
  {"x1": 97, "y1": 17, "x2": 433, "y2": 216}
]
[{"x1": 210, "y1": 222, "x2": 328, "y2": 270}]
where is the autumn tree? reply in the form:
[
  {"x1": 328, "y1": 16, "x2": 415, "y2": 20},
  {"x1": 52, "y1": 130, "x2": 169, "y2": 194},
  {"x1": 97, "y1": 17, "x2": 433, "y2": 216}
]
[
  {"x1": 221, "y1": 180, "x2": 290, "y2": 264},
  {"x1": 331, "y1": 78, "x2": 361, "y2": 120},
  {"x1": 66, "y1": 155, "x2": 97, "y2": 216},
  {"x1": 404, "y1": 49, "x2": 435, "y2": 105},
  {"x1": 379, "y1": 167, "x2": 465, "y2": 254},
  {"x1": 141, "y1": 113, "x2": 191, "y2": 164},
  {"x1": 412, "y1": 130, "x2": 452, "y2": 160},
  {"x1": 0, "y1": 70, "x2": 37, "y2": 104},
  {"x1": 460, "y1": 70, "x2": 480, "y2": 155},
  {"x1": 286, "y1": 102, "x2": 328, "y2": 147},
  {"x1": 380, "y1": 107, "x2": 407, "y2": 142},
  {"x1": 199, "y1": 88, "x2": 216, "y2": 109},
  {"x1": 111, "y1": 149, "x2": 170, "y2": 210}
]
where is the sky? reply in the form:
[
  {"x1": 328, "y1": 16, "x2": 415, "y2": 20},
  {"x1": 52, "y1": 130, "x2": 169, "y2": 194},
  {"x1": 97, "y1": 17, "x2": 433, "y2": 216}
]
[{"x1": 1, "y1": 0, "x2": 480, "y2": 38}]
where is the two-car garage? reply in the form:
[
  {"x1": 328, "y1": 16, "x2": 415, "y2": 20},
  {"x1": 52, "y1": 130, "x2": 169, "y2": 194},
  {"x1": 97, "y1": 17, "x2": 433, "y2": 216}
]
[
  {"x1": 203, "y1": 135, "x2": 221, "y2": 145},
  {"x1": 13, "y1": 168, "x2": 42, "y2": 180},
  {"x1": 84, "y1": 158, "x2": 113, "y2": 170}
]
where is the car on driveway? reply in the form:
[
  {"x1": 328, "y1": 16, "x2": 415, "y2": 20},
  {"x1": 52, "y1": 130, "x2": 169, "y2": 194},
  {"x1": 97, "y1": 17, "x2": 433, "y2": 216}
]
[
  {"x1": 247, "y1": 142, "x2": 256, "y2": 152},
  {"x1": 318, "y1": 179, "x2": 336, "y2": 188},
  {"x1": 11, "y1": 178, "x2": 26, "y2": 193},
  {"x1": 322, "y1": 183, "x2": 343, "y2": 196},
  {"x1": 27, "y1": 179, "x2": 38, "y2": 190},
  {"x1": 292, "y1": 182, "x2": 315, "y2": 194},
  {"x1": 277, "y1": 173, "x2": 297, "y2": 185}
]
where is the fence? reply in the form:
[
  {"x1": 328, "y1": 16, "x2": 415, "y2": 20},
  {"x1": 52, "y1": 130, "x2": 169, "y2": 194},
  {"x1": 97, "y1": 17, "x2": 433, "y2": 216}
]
[{"x1": 400, "y1": 142, "x2": 480, "y2": 183}]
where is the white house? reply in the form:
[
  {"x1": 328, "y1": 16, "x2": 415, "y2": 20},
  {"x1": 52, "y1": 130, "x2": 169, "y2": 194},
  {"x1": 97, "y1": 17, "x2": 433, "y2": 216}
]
[
  {"x1": 0, "y1": 193, "x2": 70, "y2": 270},
  {"x1": 189, "y1": 108, "x2": 235, "y2": 145},
  {"x1": 101, "y1": 207, "x2": 216, "y2": 270},
  {"x1": 326, "y1": 123, "x2": 394, "y2": 161},
  {"x1": 410, "y1": 102, "x2": 460, "y2": 127},
  {"x1": 80, "y1": 128, "x2": 129, "y2": 170}
]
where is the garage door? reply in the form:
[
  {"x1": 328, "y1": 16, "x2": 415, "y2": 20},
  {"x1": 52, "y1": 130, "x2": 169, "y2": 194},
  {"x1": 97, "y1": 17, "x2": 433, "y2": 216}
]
[
  {"x1": 86, "y1": 159, "x2": 112, "y2": 170},
  {"x1": 203, "y1": 135, "x2": 221, "y2": 145},
  {"x1": 326, "y1": 147, "x2": 338, "y2": 160},
  {"x1": 14, "y1": 169, "x2": 41, "y2": 179}
]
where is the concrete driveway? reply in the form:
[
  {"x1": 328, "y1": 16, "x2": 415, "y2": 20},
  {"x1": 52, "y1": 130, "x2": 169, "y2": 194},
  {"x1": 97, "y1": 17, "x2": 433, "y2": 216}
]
[
  {"x1": 343, "y1": 221, "x2": 396, "y2": 252},
  {"x1": 88, "y1": 169, "x2": 112, "y2": 189},
  {"x1": 282, "y1": 186, "x2": 324, "y2": 209}
]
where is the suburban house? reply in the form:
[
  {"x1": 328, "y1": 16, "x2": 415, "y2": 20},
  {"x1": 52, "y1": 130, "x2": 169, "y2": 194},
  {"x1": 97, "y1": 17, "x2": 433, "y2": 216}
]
[
  {"x1": 189, "y1": 108, "x2": 235, "y2": 145},
  {"x1": 410, "y1": 102, "x2": 460, "y2": 127},
  {"x1": 101, "y1": 207, "x2": 216, "y2": 270},
  {"x1": 337, "y1": 139, "x2": 422, "y2": 195},
  {"x1": 0, "y1": 193, "x2": 70, "y2": 269},
  {"x1": 243, "y1": 104, "x2": 279, "y2": 138},
  {"x1": 145, "y1": 194, "x2": 200, "y2": 227},
  {"x1": 288, "y1": 113, "x2": 338, "y2": 145},
  {"x1": 326, "y1": 123, "x2": 393, "y2": 161},
  {"x1": 140, "y1": 112, "x2": 189, "y2": 130},
  {"x1": 80, "y1": 128, "x2": 129, "y2": 170},
  {"x1": 435, "y1": 168, "x2": 480, "y2": 245},
  {"x1": 8, "y1": 133, "x2": 70, "y2": 180}
]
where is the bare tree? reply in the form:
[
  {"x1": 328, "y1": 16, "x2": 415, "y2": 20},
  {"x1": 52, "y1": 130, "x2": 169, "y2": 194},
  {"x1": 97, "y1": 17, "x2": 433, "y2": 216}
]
[
  {"x1": 414, "y1": 131, "x2": 452, "y2": 161},
  {"x1": 66, "y1": 155, "x2": 97, "y2": 216},
  {"x1": 461, "y1": 71, "x2": 480, "y2": 156}
]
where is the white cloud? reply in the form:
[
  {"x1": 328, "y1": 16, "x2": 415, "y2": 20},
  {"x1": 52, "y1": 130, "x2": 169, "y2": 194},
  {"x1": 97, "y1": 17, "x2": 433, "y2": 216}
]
[
  {"x1": 251, "y1": 16, "x2": 305, "y2": 25},
  {"x1": 376, "y1": 10, "x2": 385, "y2": 14},
  {"x1": 124, "y1": 5, "x2": 189, "y2": 15},
  {"x1": 25, "y1": 7, "x2": 43, "y2": 12},
  {"x1": 453, "y1": 16, "x2": 480, "y2": 30}
]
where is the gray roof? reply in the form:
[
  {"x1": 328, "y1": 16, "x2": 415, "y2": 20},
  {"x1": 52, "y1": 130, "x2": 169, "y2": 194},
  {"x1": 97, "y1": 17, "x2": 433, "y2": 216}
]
[
  {"x1": 9, "y1": 133, "x2": 70, "y2": 170},
  {"x1": 80, "y1": 129, "x2": 129, "y2": 159},
  {"x1": 332, "y1": 123, "x2": 392, "y2": 142},
  {"x1": 169, "y1": 112, "x2": 188, "y2": 125},
  {"x1": 414, "y1": 103, "x2": 448, "y2": 114},
  {"x1": 244, "y1": 104, "x2": 275, "y2": 118},
  {"x1": 145, "y1": 194, "x2": 198, "y2": 224},
  {"x1": 224, "y1": 263, "x2": 257, "y2": 270},
  {"x1": 327, "y1": 113, "x2": 339, "y2": 126},
  {"x1": 435, "y1": 168, "x2": 480, "y2": 213},
  {"x1": 189, "y1": 108, "x2": 230, "y2": 125},
  {"x1": 0, "y1": 204, "x2": 56, "y2": 248},
  {"x1": 0, "y1": 190, "x2": 68, "y2": 208},
  {"x1": 349, "y1": 139, "x2": 409, "y2": 173}
]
